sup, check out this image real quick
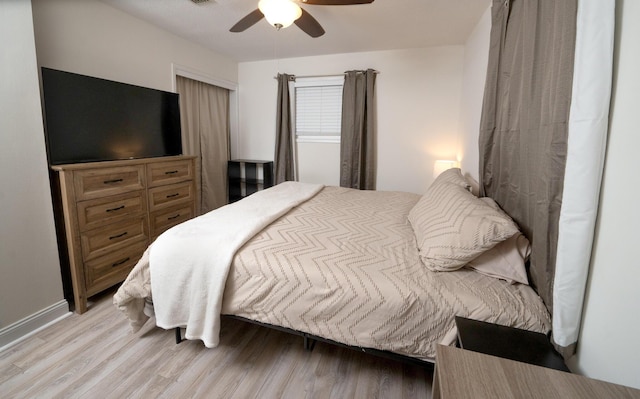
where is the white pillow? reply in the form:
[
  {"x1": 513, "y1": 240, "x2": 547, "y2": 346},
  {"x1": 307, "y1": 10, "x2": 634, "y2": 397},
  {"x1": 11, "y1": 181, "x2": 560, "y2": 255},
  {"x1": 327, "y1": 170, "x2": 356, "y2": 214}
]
[
  {"x1": 408, "y1": 169, "x2": 520, "y2": 271},
  {"x1": 433, "y1": 167, "x2": 471, "y2": 190}
]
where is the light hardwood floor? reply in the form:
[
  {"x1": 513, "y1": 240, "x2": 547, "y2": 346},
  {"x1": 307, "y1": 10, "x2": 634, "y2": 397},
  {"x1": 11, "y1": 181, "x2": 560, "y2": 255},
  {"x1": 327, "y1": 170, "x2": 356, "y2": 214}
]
[{"x1": 0, "y1": 289, "x2": 433, "y2": 398}]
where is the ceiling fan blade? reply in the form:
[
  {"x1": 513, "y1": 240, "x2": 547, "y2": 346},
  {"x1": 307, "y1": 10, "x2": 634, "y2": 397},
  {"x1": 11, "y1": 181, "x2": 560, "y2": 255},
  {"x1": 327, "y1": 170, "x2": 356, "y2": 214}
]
[
  {"x1": 229, "y1": 9, "x2": 264, "y2": 32},
  {"x1": 295, "y1": 9, "x2": 325, "y2": 38},
  {"x1": 298, "y1": 0, "x2": 374, "y2": 5}
]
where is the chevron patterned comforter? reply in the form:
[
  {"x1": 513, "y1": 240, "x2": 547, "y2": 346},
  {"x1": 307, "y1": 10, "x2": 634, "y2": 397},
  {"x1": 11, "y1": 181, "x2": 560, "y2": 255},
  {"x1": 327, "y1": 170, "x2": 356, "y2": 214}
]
[{"x1": 115, "y1": 185, "x2": 550, "y2": 361}]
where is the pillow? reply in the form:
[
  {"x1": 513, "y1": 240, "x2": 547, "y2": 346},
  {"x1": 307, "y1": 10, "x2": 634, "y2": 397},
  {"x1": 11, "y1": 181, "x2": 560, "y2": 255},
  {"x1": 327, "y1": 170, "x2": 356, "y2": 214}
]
[
  {"x1": 408, "y1": 171, "x2": 520, "y2": 272},
  {"x1": 466, "y1": 232, "x2": 530, "y2": 285},
  {"x1": 466, "y1": 197, "x2": 529, "y2": 284},
  {"x1": 433, "y1": 167, "x2": 471, "y2": 191}
]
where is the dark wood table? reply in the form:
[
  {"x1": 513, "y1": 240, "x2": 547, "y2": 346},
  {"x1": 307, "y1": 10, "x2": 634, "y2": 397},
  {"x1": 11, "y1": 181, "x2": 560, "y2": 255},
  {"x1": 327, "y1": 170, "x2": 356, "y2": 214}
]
[{"x1": 455, "y1": 316, "x2": 569, "y2": 372}]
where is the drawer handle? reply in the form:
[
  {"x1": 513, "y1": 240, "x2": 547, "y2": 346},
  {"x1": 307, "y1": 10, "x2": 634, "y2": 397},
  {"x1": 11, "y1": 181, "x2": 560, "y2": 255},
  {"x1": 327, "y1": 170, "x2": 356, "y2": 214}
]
[
  {"x1": 167, "y1": 214, "x2": 180, "y2": 221},
  {"x1": 112, "y1": 257, "x2": 130, "y2": 267},
  {"x1": 165, "y1": 170, "x2": 179, "y2": 175},
  {"x1": 166, "y1": 193, "x2": 180, "y2": 198},
  {"x1": 106, "y1": 205, "x2": 125, "y2": 213},
  {"x1": 109, "y1": 231, "x2": 128, "y2": 240},
  {"x1": 103, "y1": 178, "x2": 124, "y2": 184}
]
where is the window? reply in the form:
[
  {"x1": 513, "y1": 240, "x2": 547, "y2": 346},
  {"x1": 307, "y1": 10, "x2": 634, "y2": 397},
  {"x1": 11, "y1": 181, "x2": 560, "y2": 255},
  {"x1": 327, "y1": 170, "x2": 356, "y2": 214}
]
[{"x1": 295, "y1": 76, "x2": 343, "y2": 143}]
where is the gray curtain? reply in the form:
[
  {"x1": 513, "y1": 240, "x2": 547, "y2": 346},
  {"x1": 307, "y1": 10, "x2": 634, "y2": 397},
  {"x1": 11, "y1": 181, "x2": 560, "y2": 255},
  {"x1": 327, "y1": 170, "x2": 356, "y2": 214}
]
[
  {"x1": 479, "y1": 0, "x2": 577, "y2": 316},
  {"x1": 274, "y1": 73, "x2": 294, "y2": 184},
  {"x1": 176, "y1": 76, "x2": 230, "y2": 214},
  {"x1": 340, "y1": 69, "x2": 377, "y2": 190}
]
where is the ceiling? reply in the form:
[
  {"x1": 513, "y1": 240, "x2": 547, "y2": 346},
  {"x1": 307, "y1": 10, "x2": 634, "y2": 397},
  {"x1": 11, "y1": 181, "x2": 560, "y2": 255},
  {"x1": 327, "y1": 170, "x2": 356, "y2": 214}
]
[{"x1": 98, "y1": 0, "x2": 489, "y2": 62}]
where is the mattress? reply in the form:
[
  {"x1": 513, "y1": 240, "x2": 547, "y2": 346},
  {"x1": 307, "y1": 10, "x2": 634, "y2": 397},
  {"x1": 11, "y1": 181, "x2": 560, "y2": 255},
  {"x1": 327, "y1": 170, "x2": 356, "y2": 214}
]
[
  {"x1": 220, "y1": 186, "x2": 551, "y2": 361},
  {"x1": 114, "y1": 184, "x2": 551, "y2": 361}
]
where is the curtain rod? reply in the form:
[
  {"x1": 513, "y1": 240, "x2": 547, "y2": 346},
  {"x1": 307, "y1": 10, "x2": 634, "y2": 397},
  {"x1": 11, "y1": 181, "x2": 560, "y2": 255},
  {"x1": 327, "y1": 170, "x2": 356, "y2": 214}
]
[{"x1": 273, "y1": 70, "x2": 380, "y2": 80}]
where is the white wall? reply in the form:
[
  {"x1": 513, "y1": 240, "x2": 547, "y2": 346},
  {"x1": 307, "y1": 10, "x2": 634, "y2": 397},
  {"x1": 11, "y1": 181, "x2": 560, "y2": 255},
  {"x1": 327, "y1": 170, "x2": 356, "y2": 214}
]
[
  {"x1": 569, "y1": 0, "x2": 640, "y2": 389},
  {"x1": 32, "y1": 0, "x2": 240, "y2": 161},
  {"x1": 459, "y1": 6, "x2": 491, "y2": 184},
  {"x1": 238, "y1": 47, "x2": 465, "y2": 194},
  {"x1": 32, "y1": 0, "x2": 237, "y2": 94},
  {"x1": 450, "y1": 1, "x2": 640, "y2": 389},
  {"x1": 0, "y1": 1, "x2": 65, "y2": 331},
  {"x1": 0, "y1": 0, "x2": 238, "y2": 345},
  {"x1": 296, "y1": 142, "x2": 341, "y2": 186}
]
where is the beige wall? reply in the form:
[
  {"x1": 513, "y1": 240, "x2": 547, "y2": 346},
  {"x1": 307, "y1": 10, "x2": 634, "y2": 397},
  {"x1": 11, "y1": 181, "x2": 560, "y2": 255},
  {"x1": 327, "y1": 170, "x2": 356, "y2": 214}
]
[
  {"x1": 238, "y1": 47, "x2": 465, "y2": 194},
  {"x1": 568, "y1": 0, "x2": 640, "y2": 389},
  {"x1": 0, "y1": 1, "x2": 65, "y2": 329},
  {"x1": 32, "y1": 0, "x2": 237, "y2": 93}
]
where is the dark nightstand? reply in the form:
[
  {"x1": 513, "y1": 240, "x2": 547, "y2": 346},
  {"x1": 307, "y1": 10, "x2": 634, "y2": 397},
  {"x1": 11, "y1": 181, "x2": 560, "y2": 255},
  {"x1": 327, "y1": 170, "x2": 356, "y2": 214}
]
[{"x1": 454, "y1": 316, "x2": 569, "y2": 372}]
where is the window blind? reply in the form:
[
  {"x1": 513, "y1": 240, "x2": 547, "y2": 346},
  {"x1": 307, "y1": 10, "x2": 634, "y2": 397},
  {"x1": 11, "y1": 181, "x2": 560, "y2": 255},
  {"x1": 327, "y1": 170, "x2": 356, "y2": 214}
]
[{"x1": 295, "y1": 76, "x2": 343, "y2": 142}]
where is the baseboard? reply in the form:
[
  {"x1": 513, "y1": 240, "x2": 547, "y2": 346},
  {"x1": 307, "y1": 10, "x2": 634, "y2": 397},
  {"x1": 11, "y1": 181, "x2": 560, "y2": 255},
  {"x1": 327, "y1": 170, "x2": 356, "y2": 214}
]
[{"x1": 0, "y1": 300, "x2": 71, "y2": 352}]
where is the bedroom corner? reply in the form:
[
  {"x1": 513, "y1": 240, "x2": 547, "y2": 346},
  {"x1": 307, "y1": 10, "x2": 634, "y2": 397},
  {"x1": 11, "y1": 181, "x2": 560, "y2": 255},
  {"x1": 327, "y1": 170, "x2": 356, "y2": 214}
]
[{"x1": 0, "y1": 0, "x2": 69, "y2": 350}]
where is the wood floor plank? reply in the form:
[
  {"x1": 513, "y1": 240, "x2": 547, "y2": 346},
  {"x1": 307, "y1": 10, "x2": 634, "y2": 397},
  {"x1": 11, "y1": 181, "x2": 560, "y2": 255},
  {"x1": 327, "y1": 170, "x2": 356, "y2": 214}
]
[
  {"x1": 248, "y1": 336, "x2": 307, "y2": 398},
  {"x1": 0, "y1": 363, "x2": 23, "y2": 387},
  {"x1": 280, "y1": 341, "x2": 324, "y2": 399},
  {"x1": 159, "y1": 322, "x2": 266, "y2": 398},
  {"x1": 3, "y1": 315, "x2": 129, "y2": 397},
  {"x1": 0, "y1": 336, "x2": 47, "y2": 365},
  {"x1": 68, "y1": 326, "x2": 174, "y2": 398},
  {"x1": 155, "y1": 338, "x2": 205, "y2": 380},
  {"x1": 0, "y1": 288, "x2": 433, "y2": 398},
  {"x1": 310, "y1": 343, "x2": 348, "y2": 398},
  {"x1": 238, "y1": 330, "x2": 317, "y2": 398},
  {"x1": 353, "y1": 353, "x2": 381, "y2": 398},
  {"x1": 211, "y1": 328, "x2": 290, "y2": 398}
]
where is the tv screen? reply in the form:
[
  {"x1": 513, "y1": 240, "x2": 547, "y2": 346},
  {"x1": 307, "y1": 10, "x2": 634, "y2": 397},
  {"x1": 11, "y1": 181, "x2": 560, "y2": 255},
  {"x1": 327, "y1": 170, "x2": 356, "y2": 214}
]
[{"x1": 41, "y1": 67, "x2": 182, "y2": 165}]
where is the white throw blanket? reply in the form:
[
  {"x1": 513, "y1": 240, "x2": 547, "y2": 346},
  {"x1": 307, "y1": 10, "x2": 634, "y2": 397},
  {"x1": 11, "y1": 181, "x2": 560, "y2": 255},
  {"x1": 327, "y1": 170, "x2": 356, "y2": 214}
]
[{"x1": 150, "y1": 181, "x2": 324, "y2": 348}]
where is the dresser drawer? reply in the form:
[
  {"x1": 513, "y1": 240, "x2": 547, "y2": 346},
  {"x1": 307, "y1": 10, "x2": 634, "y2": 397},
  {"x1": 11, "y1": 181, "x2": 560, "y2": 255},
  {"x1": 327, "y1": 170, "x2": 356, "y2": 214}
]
[
  {"x1": 150, "y1": 204, "x2": 194, "y2": 238},
  {"x1": 84, "y1": 240, "x2": 148, "y2": 296},
  {"x1": 74, "y1": 165, "x2": 145, "y2": 201},
  {"x1": 80, "y1": 217, "x2": 149, "y2": 261},
  {"x1": 52, "y1": 156, "x2": 196, "y2": 314},
  {"x1": 148, "y1": 181, "x2": 194, "y2": 212},
  {"x1": 147, "y1": 159, "x2": 193, "y2": 188},
  {"x1": 77, "y1": 190, "x2": 147, "y2": 232}
]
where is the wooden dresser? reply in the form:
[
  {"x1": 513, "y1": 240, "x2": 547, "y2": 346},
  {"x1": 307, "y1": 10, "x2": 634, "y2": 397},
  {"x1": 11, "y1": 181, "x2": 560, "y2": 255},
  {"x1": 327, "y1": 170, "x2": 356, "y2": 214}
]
[{"x1": 51, "y1": 156, "x2": 196, "y2": 314}]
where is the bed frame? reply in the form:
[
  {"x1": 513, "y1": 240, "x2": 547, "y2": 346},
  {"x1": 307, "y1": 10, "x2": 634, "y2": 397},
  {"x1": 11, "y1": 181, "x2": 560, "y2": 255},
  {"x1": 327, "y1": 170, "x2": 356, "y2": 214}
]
[{"x1": 174, "y1": 315, "x2": 434, "y2": 369}]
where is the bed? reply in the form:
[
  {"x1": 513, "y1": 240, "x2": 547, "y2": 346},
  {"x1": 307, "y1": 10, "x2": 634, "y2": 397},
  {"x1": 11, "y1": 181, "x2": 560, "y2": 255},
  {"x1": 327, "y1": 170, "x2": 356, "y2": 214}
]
[{"x1": 114, "y1": 168, "x2": 550, "y2": 362}]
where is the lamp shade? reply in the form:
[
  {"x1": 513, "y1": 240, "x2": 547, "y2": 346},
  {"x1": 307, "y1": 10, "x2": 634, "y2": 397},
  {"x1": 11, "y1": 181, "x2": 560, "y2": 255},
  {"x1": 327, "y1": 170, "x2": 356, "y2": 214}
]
[
  {"x1": 433, "y1": 160, "x2": 459, "y2": 179},
  {"x1": 258, "y1": 0, "x2": 302, "y2": 29}
]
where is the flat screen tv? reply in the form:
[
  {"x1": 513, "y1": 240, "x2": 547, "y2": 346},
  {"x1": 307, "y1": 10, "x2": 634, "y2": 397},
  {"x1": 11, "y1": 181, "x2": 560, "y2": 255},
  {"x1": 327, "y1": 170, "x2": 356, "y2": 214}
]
[{"x1": 41, "y1": 67, "x2": 182, "y2": 165}]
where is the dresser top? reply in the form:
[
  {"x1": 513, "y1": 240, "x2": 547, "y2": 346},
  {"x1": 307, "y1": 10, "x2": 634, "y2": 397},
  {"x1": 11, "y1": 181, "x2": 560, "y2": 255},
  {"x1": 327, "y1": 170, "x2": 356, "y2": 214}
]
[{"x1": 51, "y1": 155, "x2": 196, "y2": 171}]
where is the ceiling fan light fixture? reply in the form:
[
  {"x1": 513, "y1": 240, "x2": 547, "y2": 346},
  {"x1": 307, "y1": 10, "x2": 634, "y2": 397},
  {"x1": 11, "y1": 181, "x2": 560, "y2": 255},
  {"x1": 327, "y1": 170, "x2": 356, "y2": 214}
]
[{"x1": 258, "y1": 0, "x2": 302, "y2": 29}]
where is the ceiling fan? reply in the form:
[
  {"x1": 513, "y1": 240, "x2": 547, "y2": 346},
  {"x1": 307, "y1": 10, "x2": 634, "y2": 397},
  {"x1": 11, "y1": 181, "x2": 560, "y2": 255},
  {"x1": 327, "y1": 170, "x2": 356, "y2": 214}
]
[{"x1": 230, "y1": 0, "x2": 374, "y2": 38}]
